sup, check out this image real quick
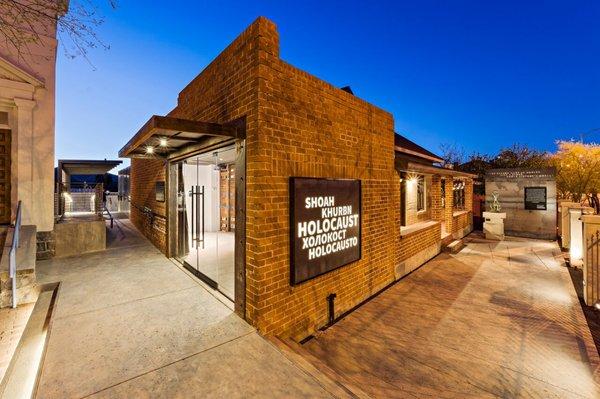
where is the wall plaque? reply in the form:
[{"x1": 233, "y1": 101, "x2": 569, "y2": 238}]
[
  {"x1": 155, "y1": 181, "x2": 165, "y2": 202},
  {"x1": 290, "y1": 177, "x2": 361, "y2": 285},
  {"x1": 524, "y1": 186, "x2": 546, "y2": 210}
]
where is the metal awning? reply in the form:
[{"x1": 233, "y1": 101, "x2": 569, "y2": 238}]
[
  {"x1": 59, "y1": 159, "x2": 122, "y2": 176},
  {"x1": 118, "y1": 115, "x2": 243, "y2": 159}
]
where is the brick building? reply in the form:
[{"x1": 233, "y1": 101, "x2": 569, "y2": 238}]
[{"x1": 119, "y1": 17, "x2": 474, "y2": 340}]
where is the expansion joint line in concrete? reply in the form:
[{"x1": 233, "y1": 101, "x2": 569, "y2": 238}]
[
  {"x1": 52, "y1": 285, "x2": 200, "y2": 321},
  {"x1": 79, "y1": 330, "x2": 257, "y2": 399}
]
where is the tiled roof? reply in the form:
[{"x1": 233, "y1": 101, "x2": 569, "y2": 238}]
[{"x1": 394, "y1": 133, "x2": 443, "y2": 163}]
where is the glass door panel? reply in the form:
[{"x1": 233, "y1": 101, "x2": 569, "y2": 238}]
[
  {"x1": 214, "y1": 146, "x2": 237, "y2": 300},
  {"x1": 175, "y1": 145, "x2": 237, "y2": 301}
]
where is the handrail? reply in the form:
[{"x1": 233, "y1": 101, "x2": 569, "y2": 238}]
[
  {"x1": 103, "y1": 203, "x2": 114, "y2": 228},
  {"x1": 9, "y1": 200, "x2": 22, "y2": 308}
]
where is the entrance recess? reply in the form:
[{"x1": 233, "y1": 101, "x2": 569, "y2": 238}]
[{"x1": 175, "y1": 145, "x2": 238, "y2": 300}]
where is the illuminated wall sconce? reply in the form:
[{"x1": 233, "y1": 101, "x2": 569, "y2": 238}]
[
  {"x1": 159, "y1": 138, "x2": 168, "y2": 147},
  {"x1": 406, "y1": 173, "x2": 419, "y2": 185},
  {"x1": 146, "y1": 146, "x2": 154, "y2": 154}
]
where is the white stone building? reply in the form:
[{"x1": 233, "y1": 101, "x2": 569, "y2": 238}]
[{"x1": 0, "y1": 1, "x2": 66, "y2": 233}]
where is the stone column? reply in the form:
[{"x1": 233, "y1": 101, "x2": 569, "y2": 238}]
[
  {"x1": 13, "y1": 98, "x2": 35, "y2": 226},
  {"x1": 581, "y1": 214, "x2": 600, "y2": 306},
  {"x1": 569, "y1": 208, "x2": 587, "y2": 266},
  {"x1": 560, "y1": 202, "x2": 587, "y2": 249}
]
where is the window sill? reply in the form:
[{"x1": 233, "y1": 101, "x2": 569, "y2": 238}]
[
  {"x1": 400, "y1": 220, "x2": 440, "y2": 237},
  {"x1": 453, "y1": 210, "x2": 469, "y2": 217}
]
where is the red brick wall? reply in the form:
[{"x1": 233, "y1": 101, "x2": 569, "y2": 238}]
[
  {"x1": 398, "y1": 223, "x2": 441, "y2": 262},
  {"x1": 452, "y1": 211, "x2": 473, "y2": 235},
  {"x1": 430, "y1": 176, "x2": 444, "y2": 222},
  {"x1": 127, "y1": 17, "x2": 472, "y2": 340},
  {"x1": 251, "y1": 31, "x2": 399, "y2": 338},
  {"x1": 130, "y1": 158, "x2": 167, "y2": 253}
]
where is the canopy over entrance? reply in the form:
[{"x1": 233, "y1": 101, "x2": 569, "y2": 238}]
[
  {"x1": 118, "y1": 115, "x2": 244, "y2": 159},
  {"x1": 58, "y1": 159, "x2": 122, "y2": 177}
]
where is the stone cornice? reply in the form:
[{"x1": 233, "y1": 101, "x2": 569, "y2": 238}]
[{"x1": 0, "y1": 55, "x2": 44, "y2": 88}]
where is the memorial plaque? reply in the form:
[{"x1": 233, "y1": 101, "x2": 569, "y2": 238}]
[
  {"x1": 524, "y1": 186, "x2": 547, "y2": 210},
  {"x1": 290, "y1": 177, "x2": 361, "y2": 285}
]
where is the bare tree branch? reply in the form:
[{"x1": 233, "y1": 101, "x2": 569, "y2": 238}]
[{"x1": 0, "y1": 0, "x2": 116, "y2": 67}]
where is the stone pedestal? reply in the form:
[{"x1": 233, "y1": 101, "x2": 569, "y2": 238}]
[
  {"x1": 569, "y1": 209, "x2": 585, "y2": 267},
  {"x1": 560, "y1": 203, "x2": 592, "y2": 249},
  {"x1": 483, "y1": 212, "x2": 506, "y2": 240}
]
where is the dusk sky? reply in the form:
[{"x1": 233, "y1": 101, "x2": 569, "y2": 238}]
[{"x1": 56, "y1": 0, "x2": 599, "y2": 166}]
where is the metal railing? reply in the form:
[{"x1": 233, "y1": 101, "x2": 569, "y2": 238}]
[
  {"x1": 9, "y1": 201, "x2": 22, "y2": 308},
  {"x1": 103, "y1": 203, "x2": 114, "y2": 228}
]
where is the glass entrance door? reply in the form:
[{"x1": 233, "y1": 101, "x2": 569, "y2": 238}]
[{"x1": 175, "y1": 145, "x2": 237, "y2": 301}]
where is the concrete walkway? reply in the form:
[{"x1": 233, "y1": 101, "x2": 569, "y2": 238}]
[
  {"x1": 35, "y1": 219, "x2": 334, "y2": 398},
  {"x1": 304, "y1": 234, "x2": 600, "y2": 399}
]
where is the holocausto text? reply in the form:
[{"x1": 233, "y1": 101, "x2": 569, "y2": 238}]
[{"x1": 298, "y1": 196, "x2": 359, "y2": 260}]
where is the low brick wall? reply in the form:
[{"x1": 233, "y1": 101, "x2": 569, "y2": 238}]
[
  {"x1": 452, "y1": 211, "x2": 473, "y2": 239},
  {"x1": 397, "y1": 222, "x2": 442, "y2": 278}
]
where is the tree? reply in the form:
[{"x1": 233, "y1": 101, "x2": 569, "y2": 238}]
[
  {"x1": 439, "y1": 143, "x2": 465, "y2": 168},
  {"x1": 492, "y1": 144, "x2": 549, "y2": 169},
  {"x1": 459, "y1": 152, "x2": 492, "y2": 176},
  {"x1": 0, "y1": 0, "x2": 116, "y2": 62},
  {"x1": 550, "y1": 141, "x2": 600, "y2": 211},
  {"x1": 456, "y1": 153, "x2": 493, "y2": 195}
]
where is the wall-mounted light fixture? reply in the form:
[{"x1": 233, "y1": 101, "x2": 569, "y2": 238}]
[
  {"x1": 406, "y1": 173, "x2": 419, "y2": 185},
  {"x1": 159, "y1": 138, "x2": 168, "y2": 147},
  {"x1": 146, "y1": 146, "x2": 154, "y2": 154}
]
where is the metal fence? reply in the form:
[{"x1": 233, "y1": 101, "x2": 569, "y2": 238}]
[
  {"x1": 55, "y1": 182, "x2": 104, "y2": 217},
  {"x1": 587, "y1": 230, "x2": 600, "y2": 305}
]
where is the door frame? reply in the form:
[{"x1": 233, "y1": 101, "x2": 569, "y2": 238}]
[{"x1": 166, "y1": 118, "x2": 246, "y2": 318}]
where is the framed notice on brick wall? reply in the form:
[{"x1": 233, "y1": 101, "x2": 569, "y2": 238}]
[{"x1": 290, "y1": 177, "x2": 361, "y2": 285}]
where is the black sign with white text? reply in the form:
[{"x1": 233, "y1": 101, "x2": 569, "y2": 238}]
[
  {"x1": 524, "y1": 186, "x2": 547, "y2": 210},
  {"x1": 290, "y1": 177, "x2": 361, "y2": 285}
]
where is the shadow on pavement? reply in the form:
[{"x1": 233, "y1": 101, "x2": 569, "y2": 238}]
[{"x1": 568, "y1": 266, "x2": 600, "y2": 357}]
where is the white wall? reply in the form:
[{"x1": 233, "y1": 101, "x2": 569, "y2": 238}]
[{"x1": 485, "y1": 177, "x2": 557, "y2": 240}]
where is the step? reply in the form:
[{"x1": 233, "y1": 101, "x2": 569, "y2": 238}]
[
  {"x1": 0, "y1": 282, "x2": 59, "y2": 399},
  {"x1": 0, "y1": 226, "x2": 39, "y2": 308},
  {"x1": 443, "y1": 239, "x2": 465, "y2": 254},
  {"x1": 266, "y1": 336, "x2": 371, "y2": 399},
  {"x1": 441, "y1": 232, "x2": 454, "y2": 247}
]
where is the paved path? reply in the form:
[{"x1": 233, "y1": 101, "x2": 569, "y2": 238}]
[
  {"x1": 304, "y1": 234, "x2": 600, "y2": 398},
  {"x1": 35, "y1": 219, "x2": 334, "y2": 399}
]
